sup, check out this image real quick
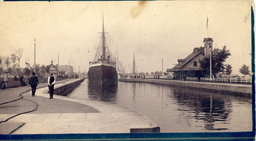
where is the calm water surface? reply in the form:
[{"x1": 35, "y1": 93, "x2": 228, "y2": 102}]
[{"x1": 67, "y1": 80, "x2": 252, "y2": 133}]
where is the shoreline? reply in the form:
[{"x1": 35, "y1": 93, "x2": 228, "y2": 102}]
[{"x1": 119, "y1": 78, "x2": 252, "y2": 96}]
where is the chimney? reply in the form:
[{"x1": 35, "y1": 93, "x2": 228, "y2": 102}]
[{"x1": 193, "y1": 48, "x2": 199, "y2": 53}]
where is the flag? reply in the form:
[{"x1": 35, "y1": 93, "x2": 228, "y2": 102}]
[{"x1": 206, "y1": 16, "x2": 209, "y2": 28}]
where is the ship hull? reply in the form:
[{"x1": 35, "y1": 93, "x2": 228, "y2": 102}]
[{"x1": 88, "y1": 65, "x2": 118, "y2": 85}]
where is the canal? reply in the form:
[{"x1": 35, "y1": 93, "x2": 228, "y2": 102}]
[{"x1": 67, "y1": 79, "x2": 252, "y2": 133}]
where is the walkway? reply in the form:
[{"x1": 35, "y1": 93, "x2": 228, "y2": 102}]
[{"x1": 0, "y1": 79, "x2": 158, "y2": 134}]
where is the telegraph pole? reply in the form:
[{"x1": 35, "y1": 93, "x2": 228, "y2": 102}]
[
  {"x1": 210, "y1": 51, "x2": 212, "y2": 80},
  {"x1": 58, "y1": 53, "x2": 59, "y2": 75},
  {"x1": 162, "y1": 59, "x2": 163, "y2": 74},
  {"x1": 34, "y1": 38, "x2": 36, "y2": 71},
  {"x1": 133, "y1": 52, "x2": 135, "y2": 74},
  {"x1": 79, "y1": 66, "x2": 80, "y2": 78}
]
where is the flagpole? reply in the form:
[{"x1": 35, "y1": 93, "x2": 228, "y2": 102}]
[
  {"x1": 210, "y1": 50, "x2": 212, "y2": 80},
  {"x1": 207, "y1": 16, "x2": 212, "y2": 80},
  {"x1": 207, "y1": 16, "x2": 209, "y2": 37}
]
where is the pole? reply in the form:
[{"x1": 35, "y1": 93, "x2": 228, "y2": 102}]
[
  {"x1": 207, "y1": 25, "x2": 209, "y2": 38},
  {"x1": 6, "y1": 56, "x2": 9, "y2": 84},
  {"x1": 58, "y1": 53, "x2": 59, "y2": 75},
  {"x1": 69, "y1": 61, "x2": 70, "y2": 78},
  {"x1": 79, "y1": 66, "x2": 80, "y2": 77},
  {"x1": 58, "y1": 53, "x2": 59, "y2": 65},
  {"x1": 206, "y1": 16, "x2": 212, "y2": 80},
  {"x1": 34, "y1": 38, "x2": 36, "y2": 70},
  {"x1": 162, "y1": 59, "x2": 163, "y2": 73},
  {"x1": 210, "y1": 48, "x2": 212, "y2": 80},
  {"x1": 133, "y1": 52, "x2": 135, "y2": 74},
  {"x1": 102, "y1": 13, "x2": 105, "y2": 60},
  {"x1": 206, "y1": 16, "x2": 209, "y2": 37},
  {"x1": 117, "y1": 46, "x2": 119, "y2": 71}
]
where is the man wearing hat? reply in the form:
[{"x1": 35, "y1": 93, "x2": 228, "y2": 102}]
[
  {"x1": 48, "y1": 73, "x2": 55, "y2": 99},
  {"x1": 29, "y1": 72, "x2": 38, "y2": 96}
]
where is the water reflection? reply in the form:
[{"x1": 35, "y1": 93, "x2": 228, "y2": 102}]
[
  {"x1": 172, "y1": 87, "x2": 232, "y2": 131},
  {"x1": 132, "y1": 83, "x2": 136, "y2": 102},
  {"x1": 68, "y1": 81, "x2": 252, "y2": 132},
  {"x1": 88, "y1": 82, "x2": 117, "y2": 103}
]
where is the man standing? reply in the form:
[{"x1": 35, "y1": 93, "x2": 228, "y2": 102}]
[
  {"x1": 48, "y1": 73, "x2": 55, "y2": 99},
  {"x1": 29, "y1": 72, "x2": 39, "y2": 97}
]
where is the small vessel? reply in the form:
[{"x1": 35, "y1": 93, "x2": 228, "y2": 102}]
[{"x1": 88, "y1": 15, "x2": 118, "y2": 85}]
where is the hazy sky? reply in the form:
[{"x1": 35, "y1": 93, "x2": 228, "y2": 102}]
[{"x1": 0, "y1": 0, "x2": 252, "y2": 74}]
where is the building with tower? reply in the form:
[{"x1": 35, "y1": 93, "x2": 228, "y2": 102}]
[
  {"x1": 204, "y1": 38, "x2": 213, "y2": 57},
  {"x1": 167, "y1": 38, "x2": 213, "y2": 80},
  {"x1": 49, "y1": 61, "x2": 58, "y2": 80}
]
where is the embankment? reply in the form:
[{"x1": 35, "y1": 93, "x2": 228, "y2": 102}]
[
  {"x1": 52, "y1": 78, "x2": 84, "y2": 96},
  {"x1": 119, "y1": 78, "x2": 252, "y2": 96}
]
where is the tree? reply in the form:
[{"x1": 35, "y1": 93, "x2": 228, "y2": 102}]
[
  {"x1": 5, "y1": 54, "x2": 18, "y2": 70},
  {"x1": 38, "y1": 65, "x2": 46, "y2": 76},
  {"x1": 225, "y1": 64, "x2": 232, "y2": 75},
  {"x1": 34, "y1": 64, "x2": 40, "y2": 74},
  {"x1": 239, "y1": 64, "x2": 250, "y2": 75},
  {"x1": 7, "y1": 67, "x2": 12, "y2": 75},
  {"x1": 10, "y1": 53, "x2": 17, "y2": 68},
  {"x1": 200, "y1": 46, "x2": 231, "y2": 78},
  {"x1": 0, "y1": 67, "x2": 3, "y2": 76},
  {"x1": 15, "y1": 48, "x2": 23, "y2": 68},
  {"x1": 5, "y1": 56, "x2": 11, "y2": 68},
  {"x1": 37, "y1": 65, "x2": 47, "y2": 82}
]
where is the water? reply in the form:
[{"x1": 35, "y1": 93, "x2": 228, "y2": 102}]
[{"x1": 67, "y1": 79, "x2": 252, "y2": 133}]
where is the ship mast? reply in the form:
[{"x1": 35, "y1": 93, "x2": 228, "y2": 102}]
[
  {"x1": 133, "y1": 52, "x2": 135, "y2": 74},
  {"x1": 102, "y1": 13, "x2": 106, "y2": 60}
]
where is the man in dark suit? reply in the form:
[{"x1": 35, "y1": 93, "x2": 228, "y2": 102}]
[
  {"x1": 29, "y1": 72, "x2": 38, "y2": 97},
  {"x1": 48, "y1": 73, "x2": 55, "y2": 99}
]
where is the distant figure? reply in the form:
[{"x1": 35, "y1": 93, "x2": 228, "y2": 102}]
[
  {"x1": 29, "y1": 72, "x2": 39, "y2": 97},
  {"x1": 14, "y1": 76, "x2": 18, "y2": 81},
  {"x1": 19, "y1": 75, "x2": 25, "y2": 86},
  {"x1": 48, "y1": 73, "x2": 55, "y2": 99},
  {"x1": 3, "y1": 73, "x2": 8, "y2": 88}
]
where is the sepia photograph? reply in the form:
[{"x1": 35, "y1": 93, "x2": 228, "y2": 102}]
[{"x1": 0, "y1": 0, "x2": 254, "y2": 140}]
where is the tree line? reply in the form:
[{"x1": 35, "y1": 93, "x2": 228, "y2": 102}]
[
  {"x1": 200, "y1": 45, "x2": 250, "y2": 77},
  {"x1": 0, "y1": 49, "x2": 55, "y2": 80}
]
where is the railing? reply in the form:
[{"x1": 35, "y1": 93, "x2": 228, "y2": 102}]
[
  {"x1": 89, "y1": 61, "x2": 116, "y2": 67},
  {"x1": 187, "y1": 77, "x2": 252, "y2": 84},
  {"x1": 186, "y1": 77, "x2": 198, "y2": 81},
  {"x1": 121, "y1": 75, "x2": 252, "y2": 84}
]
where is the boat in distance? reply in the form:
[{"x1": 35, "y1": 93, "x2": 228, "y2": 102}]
[{"x1": 88, "y1": 16, "x2": 118, "y2": 85}]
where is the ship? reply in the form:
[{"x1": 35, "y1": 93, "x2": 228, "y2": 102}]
[{"x1": 88, "y1": 15, "x2": 118, "y2": 85}]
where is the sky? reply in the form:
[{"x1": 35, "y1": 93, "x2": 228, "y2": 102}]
[{"x1": 0, "y1": 0, "x2": 252, "y2": 75}]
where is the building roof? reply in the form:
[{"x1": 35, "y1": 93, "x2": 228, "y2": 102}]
[
  {"x1": 49, "y1": 64, "x2": 57, "y2": 73},
  {"x1": 203, "y1": 38, "x2": 213, "y2": 42},
  {"x1": 167, "y1": 48, "x2": 204, "y2": 72}
]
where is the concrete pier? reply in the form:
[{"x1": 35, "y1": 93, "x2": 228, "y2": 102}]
[
  {"x1": 52, "y1": 79, "x2": 84, "y2": 96},
  {"x1": 119, "y1": 78, "x2": 252, "y2": 96}
]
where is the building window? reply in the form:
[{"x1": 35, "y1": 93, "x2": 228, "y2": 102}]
[{"x1": 194, "y1": 61, "x2": 197, "y2": 67}]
